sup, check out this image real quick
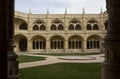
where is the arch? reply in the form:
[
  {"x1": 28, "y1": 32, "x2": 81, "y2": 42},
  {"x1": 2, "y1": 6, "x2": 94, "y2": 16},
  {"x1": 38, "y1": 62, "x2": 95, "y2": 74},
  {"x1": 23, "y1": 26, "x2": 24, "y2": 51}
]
[
  {"x1": 68, "y1": 24, "x2": 74, "y2": 30},
  {"x1": 68, "y1": 35, "x2": 83, "y2": 49},
  {"x1": 51, "y1": 24, "x2": 56, "y2": 30},
  {"x1": 50, "y1": 35, "x2": 64, "y2": 49},
  {"x1": 40, "y1": 24, "x2": 46, "y2": 30},
  {"x1": 86, "y1": 24, "x2": 92, "y2": 30},
  {"x1": 33, "y1": 25, "x2": 39, "y2": 30},
  {"x1": 58, "y1": 24, "x2": 64, "y2": 30},
  {"x1": 15, "y1": 18, "x2": 27, "y2": 23},
  {"x1": 52, "y1": 19, "x2": 63, "y2": 24},
  {"x1": 93, "y1": 24, "x2": 99, "y2": 30},
  {"x1": 33, "y1": 19, "x2": 45, "y2": 24},
  {"x1": 19, "y1": 22, "x2": 28, "y2": 30},
  {"x1": 69, "y1": 18, "x2": 80, "y2": 23},
  {"x1": 87, "y1": 18, "x2": 98, "y2": 23},
  {"x1": 32, "y1": 35, "x2": 46, "y2": 50},
  {"x1": 87, "y1": 35, "x2": 102, "y2": 49},
  {"x1": 75, "y1": 24, "x2": 81, "y2": 30},
  {"x1": 14, "y1": 35, "x2": 27, "y2": 52}
]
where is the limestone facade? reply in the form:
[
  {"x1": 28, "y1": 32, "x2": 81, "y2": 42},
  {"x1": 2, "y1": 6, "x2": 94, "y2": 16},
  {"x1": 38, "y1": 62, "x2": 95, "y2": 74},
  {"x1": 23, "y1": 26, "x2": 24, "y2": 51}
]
[{"x1": 14, "y1": 11, "x2": 108, "y2": 53}]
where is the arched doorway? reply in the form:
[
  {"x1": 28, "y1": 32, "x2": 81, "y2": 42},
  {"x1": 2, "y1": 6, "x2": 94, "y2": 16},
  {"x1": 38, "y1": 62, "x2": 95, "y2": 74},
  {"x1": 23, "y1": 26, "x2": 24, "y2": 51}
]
[
  {"x1": 19, "y1": 39, "x2": 27, "y2": 52},
  {"x1": 50, "y1": 35, "x2": 65, "y2": 53},
  {"x1": 87, "y1": 35, "x2": 102, "y2": 53},
  {"x1": 14, "y1": 35, "x2": 28, "y2": 52}
]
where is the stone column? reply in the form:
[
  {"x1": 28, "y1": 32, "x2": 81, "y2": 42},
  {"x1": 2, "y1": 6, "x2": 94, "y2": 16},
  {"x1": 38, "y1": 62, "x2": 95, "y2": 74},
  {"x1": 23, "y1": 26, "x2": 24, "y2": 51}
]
[
  {"x1": 0, "y1": 0, "x2": 18, "y2": 79},
  {"x1": 65, "y1": 40, "x2": 68, "y2": 53},
  {"x1": 102, "y1": 0, "x2": 120, "y2": 79},
  {"x1": 0, "y1": 1, "x2": 8, "y2": 78},
  {"x1": 27, "y1": 39, "x2": 32, "y2": 52},
  {"x1": 83, "y1": 40, "x2": 87, "y2": 53},
  {"x1": 46, "y1": 40, "x2": 50, "y2": 53}
]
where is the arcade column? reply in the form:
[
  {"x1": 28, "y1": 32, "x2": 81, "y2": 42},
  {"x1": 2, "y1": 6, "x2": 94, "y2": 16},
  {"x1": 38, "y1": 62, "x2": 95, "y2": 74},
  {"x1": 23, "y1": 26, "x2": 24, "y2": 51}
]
[{"x1": 102, "y1": 0, "x2": 120, "y2": 79}]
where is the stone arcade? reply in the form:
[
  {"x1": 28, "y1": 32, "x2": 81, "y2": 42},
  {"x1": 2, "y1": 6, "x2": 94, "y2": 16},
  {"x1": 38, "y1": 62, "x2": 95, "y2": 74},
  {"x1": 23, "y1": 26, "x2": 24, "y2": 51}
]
[
  {"x1": 0, "y1": 0, "x2": 120, "y2": 79},
  {"x1": 14, "y1": 10, "x2": 108, "y2": 53}
]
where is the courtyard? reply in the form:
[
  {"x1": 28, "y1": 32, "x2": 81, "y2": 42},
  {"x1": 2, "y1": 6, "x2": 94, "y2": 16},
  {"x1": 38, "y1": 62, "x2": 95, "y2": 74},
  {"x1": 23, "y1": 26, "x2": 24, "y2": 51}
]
[{"x1": 19, "y1": 53, "x2": 104, "y2": 79}]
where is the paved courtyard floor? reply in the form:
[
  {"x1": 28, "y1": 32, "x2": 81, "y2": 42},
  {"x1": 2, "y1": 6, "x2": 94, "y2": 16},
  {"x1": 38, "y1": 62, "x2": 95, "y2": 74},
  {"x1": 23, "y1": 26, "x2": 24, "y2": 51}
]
[{"x1": 19, "y1": 54, "x2": 104, "y2": 69}]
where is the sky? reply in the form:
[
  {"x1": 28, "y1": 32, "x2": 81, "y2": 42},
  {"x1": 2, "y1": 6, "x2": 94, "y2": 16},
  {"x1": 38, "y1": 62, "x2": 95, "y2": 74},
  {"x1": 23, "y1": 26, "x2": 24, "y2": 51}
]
[{"x1": 15, "y1": 0, "x2": 106, "y2": 14}]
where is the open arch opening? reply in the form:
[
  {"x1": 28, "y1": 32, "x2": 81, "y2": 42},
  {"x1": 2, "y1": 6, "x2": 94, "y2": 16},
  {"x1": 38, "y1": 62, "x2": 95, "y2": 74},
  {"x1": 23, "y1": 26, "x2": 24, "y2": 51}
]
[
  {"x1": 19, "y1": 23, "x2": 28, "y2": 30},
  {"x1": 19, "y1": 39, "x2": 27, "y2": 52},
  {"x1": 32, "y1": 36, "x2": 46, "y2": 50},
  {"x1": 87, "y1": 35, "x2": 101, "y2": 49},
  {"x1": 15, "y1": 35, "x2": 28, "y2": 52},
  {"x1": 50, "y1": 36, "x2": 64, "y2": 49},
  {"x1": 68, "y1": 36, "x2": 83, "y2": 49}
]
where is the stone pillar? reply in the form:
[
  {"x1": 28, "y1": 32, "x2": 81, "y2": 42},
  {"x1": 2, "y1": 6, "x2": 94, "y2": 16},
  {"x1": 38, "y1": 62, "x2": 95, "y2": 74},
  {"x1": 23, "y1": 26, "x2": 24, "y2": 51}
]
[
  {"x1": 102, "y1": 0, "x2": 120, "y2": 79},
  {"x1": 46, "y1": 40, "x2": 50, "y2": 53},
  {"x1": 65, "y1": 40, "x2": 68, "y2": 53},
  {"x1": 0, "y1": 0, "x2": 18, "y2": 79},
  {"x1": 27, "y1": 39, "x2": 32, "y2": 52},
  {"x1": 0, "y1": 1, "x2": 8, "y2": 78},
  {"x1": 83, "y1": 40, "x2": 87, "y2": 53}
]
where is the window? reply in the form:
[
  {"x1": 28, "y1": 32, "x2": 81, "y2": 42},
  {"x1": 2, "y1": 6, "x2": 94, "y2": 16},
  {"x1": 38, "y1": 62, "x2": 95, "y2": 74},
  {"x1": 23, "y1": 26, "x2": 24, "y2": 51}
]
[
  {"x1": 40, "y1": 25, "x2": 46, "y2": 30},
  {"x1": 19, "y1": 23, "x2": 28, "y2": 30},
  {"x1": 75, "y1": 24, "x2": 81, "y2": 30},
  {"x1": 93, "y1": 24, "x2": 99, "y2": 30},
  {"x1": 86, "y1": 24, "x2": 92, "y2": 30},
  {"x1": 58, "y1": 24, "x2": 64, "y2": 30},
  {"x1": 33, "y1": 25, "x2": 39, "y2": 30},
  {"x1": 51, "y1": 24, "x2": 56, "y2": 30},
  {"x1": 69, "y1": 24, "x2": 74, "y2": 30}
]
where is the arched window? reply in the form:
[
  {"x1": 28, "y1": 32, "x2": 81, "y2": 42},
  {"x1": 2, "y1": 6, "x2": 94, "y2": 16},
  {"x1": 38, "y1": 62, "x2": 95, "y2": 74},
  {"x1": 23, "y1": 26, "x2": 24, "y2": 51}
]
[
  {"x1": 40, "y1": 25, "x2": 46, "y2": 30},
  {"x1": 68, "y1": 36, "x2": 82, "y2": 49},
  {"x1": 58, "y1": 24, "x2": 64, "y2": 30},
  {"x1": 69, "y1": 24, "x2": 74, "y2": 30},
  {"x1": 19, "y1": 23, "x2": 28, "y2": 30},
  {"x1": 50, "y1": 36, "x2": 64, "y2": 49},
  {"x1": 75, "y1": 24, "x2": 81, "y2": 30},
  {"x1": 86, "y1": 24, "x2": 92, "y2": 30},
  {"x1": 51, "y1": 24, "x2": 56, "y2": 30},
  {"x1": 33, "y1": 25, "x2": 39, "y2": 30},
  {"x1": 93, "y1": 24, "x2": 99, "y2": 30}
]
